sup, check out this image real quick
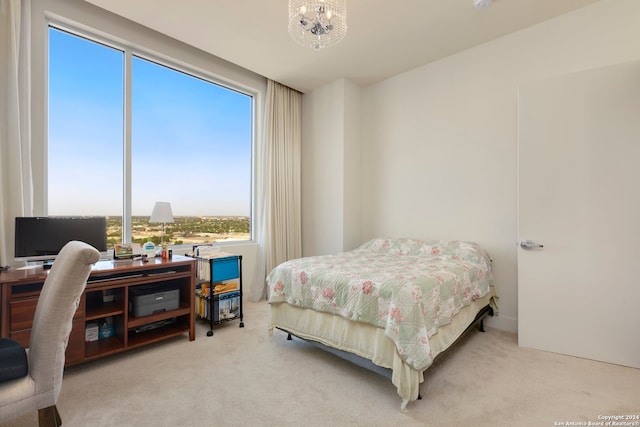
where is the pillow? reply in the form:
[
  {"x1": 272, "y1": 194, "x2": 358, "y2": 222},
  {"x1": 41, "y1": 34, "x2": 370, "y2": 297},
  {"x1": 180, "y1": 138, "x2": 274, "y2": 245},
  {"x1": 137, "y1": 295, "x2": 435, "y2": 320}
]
[
  {"x1": 0, "y1": 338, "x2": 28, "y2": 383},
  {"x1": 358, "y1": 238, "x2": 491, "y2": 265}
]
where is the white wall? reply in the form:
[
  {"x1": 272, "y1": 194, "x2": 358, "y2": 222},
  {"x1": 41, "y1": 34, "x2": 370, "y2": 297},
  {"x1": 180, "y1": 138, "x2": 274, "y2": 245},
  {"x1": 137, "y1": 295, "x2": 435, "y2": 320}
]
[
  {"x1": 342, "y1": 79, "x2": 363, "y2": 252},
  {"x1": 301, "y1": 78, "x2": 363, "y2": 256},
  {"x1": 303, "y1": 0, "x2": 640, "y2": 333}
]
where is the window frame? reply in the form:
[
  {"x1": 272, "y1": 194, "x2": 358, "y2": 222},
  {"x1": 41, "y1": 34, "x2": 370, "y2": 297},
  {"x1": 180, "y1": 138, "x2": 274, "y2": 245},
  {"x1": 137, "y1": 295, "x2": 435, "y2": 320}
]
[{"x1": 43, "y1": 18, "x2": 258, "y2": 248}]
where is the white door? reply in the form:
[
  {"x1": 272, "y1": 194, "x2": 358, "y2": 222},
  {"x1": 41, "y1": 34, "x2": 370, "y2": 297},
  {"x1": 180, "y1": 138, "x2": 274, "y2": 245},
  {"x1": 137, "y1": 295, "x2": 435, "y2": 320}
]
[{"x1": 518, "y1": 61, "x2": 640, "y2": 369}]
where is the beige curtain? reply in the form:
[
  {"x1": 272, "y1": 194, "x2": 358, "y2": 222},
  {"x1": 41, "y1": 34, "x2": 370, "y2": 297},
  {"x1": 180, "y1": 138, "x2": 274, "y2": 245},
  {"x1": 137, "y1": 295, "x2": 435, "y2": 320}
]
[
  {"x1": 0, "y1": 0, "x2": 33, "y2": 267},
  {"x1": 250, "y1": 80, "x2": 302, "y2": 301}
]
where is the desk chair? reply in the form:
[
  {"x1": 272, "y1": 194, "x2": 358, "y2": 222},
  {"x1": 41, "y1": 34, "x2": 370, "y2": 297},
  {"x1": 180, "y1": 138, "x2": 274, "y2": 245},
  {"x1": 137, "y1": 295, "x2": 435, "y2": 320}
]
[{"x1": 0, "y1": 241, "x2": 100, "y2": 426}]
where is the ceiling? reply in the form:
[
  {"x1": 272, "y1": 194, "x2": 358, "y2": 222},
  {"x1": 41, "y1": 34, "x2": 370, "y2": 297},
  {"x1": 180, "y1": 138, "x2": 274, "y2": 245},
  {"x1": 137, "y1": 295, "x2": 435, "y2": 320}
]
[{"x1": 82, "y1": 0, "x2": 601, "y2": 93}]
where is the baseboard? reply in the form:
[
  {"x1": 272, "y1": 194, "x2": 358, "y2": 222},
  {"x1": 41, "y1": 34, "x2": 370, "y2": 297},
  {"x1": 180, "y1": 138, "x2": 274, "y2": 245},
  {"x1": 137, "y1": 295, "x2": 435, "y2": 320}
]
[{"x1": 485, "y1": 314, "x2": 517, "y2": 334}]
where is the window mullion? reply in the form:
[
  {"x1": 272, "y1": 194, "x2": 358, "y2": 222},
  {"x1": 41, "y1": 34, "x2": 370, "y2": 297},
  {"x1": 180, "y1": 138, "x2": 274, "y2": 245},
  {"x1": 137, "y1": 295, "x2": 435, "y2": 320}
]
[{"x1": 123, "y1": 49, "x2": 133, "y2": 243}]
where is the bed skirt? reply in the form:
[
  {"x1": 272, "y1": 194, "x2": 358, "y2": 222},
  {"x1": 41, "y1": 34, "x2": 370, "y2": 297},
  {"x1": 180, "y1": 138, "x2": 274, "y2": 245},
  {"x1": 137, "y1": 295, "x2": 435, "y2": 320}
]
[{"x1": 269, "y1": 287, "x2": 498, "y2": 411}]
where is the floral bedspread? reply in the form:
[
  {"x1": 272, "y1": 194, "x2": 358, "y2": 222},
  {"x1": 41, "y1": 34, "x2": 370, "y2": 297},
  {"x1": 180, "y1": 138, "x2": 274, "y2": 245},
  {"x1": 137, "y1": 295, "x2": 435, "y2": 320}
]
[{"x1": 267, "y1": 238, "x2": 495, "y2": 371}]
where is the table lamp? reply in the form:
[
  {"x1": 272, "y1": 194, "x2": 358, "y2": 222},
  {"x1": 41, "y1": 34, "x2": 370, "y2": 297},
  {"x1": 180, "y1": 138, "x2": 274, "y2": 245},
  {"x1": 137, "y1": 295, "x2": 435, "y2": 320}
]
[{"x1": 149, "y1": 201, "x2": 174, "y2": 245}]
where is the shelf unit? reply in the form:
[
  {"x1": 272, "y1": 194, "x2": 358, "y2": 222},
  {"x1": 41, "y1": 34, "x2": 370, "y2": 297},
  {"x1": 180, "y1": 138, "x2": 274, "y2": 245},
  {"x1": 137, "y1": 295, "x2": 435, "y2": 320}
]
[
  {"x1": 0, "y1": 255, "x2": 196, "y2": 366},
  {"x1": 193, "y1": 253, "x2": 244, "y2": 336}
]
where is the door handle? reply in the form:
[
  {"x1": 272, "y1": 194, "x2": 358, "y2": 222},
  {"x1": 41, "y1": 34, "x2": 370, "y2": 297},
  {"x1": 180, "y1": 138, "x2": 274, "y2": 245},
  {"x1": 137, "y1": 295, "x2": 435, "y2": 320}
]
[{"x1": 520, "y1": 240, "x2": 544, "y2": 250}]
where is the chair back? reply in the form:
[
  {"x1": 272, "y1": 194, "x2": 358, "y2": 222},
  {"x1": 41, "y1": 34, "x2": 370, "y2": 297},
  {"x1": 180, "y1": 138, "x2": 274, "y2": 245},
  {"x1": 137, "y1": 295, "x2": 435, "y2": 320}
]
[{"x1": 28, "y1": 241, "x2": 100, "y2": 400}]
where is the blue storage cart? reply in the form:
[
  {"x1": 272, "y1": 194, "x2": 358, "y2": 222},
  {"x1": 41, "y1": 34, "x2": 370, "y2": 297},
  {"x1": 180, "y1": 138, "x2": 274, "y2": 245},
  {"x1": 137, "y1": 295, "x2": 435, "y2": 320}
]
[{"x1": 193, "y1": 253, "x2": 244, "y2": 336}]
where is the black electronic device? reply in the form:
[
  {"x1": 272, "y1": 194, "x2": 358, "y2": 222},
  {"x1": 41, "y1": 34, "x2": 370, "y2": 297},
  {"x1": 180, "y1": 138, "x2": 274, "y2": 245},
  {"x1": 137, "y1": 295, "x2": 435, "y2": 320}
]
[
  {"x1": 129, "y1": 283, "x2": 180, "y2": 317},
  {"x1": 14, "y1": 216, "x2": 108, "y2": 263}
]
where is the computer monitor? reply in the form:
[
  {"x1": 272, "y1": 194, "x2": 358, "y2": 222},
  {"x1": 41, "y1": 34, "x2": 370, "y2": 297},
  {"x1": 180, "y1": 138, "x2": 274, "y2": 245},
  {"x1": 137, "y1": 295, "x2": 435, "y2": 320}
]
[{"x1": 14, "y1": 216, "x2": 108, "y2": 263}]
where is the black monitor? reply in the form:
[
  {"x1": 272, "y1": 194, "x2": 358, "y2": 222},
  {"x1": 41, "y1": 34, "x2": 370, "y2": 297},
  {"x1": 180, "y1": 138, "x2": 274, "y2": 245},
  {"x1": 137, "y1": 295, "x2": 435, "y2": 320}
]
[{"x1": 14, "y1": 216, "x2": 108, "y2": 263}]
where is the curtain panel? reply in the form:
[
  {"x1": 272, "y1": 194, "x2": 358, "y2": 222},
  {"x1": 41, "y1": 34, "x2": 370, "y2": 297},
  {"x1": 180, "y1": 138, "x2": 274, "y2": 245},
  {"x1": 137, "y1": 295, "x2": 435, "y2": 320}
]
[
  {"x1": 250, "y1": 80, "x2": 302, "y2": 301},
  {"x1": 0, "y1": 0, "x2": 33, "y2": 267}
]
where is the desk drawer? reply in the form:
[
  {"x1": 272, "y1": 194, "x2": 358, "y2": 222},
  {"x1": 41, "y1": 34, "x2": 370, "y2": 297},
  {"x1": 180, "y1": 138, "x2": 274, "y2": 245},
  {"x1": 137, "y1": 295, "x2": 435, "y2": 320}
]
[
  {"x1": 10, "y1": 329, "x2": 31, "y2": 348},
  {"x1": 10, "y1": 297, "x2": 38, "y2": 330},
  {"x1": 9, "y1": 294, "x2": 85, "y2": 332}
]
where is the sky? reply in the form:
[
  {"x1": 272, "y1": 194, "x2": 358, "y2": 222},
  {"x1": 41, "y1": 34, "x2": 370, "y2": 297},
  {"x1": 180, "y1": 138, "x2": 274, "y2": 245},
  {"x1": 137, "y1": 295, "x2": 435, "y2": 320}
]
[{"x1": 48, "y1": 28, "x2": 252, "y2": 217}]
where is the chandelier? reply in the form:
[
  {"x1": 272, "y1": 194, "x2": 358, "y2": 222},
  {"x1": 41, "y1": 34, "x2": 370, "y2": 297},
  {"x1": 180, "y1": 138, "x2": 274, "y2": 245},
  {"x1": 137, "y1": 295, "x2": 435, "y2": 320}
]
[{"x1": 288, "y1": 0, "x2": 347, "y2": 50}]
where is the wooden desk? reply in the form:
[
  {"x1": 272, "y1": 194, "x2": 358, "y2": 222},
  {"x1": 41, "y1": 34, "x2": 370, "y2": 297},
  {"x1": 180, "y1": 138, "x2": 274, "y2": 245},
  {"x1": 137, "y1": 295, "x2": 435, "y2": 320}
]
[{"x1": 0, "y1": 255, "x2": 196, "y2": 366}]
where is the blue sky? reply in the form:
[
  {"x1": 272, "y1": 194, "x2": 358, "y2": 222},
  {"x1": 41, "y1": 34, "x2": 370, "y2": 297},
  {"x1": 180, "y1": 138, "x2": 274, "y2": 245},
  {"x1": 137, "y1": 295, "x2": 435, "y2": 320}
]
[{"x1": 48, "y1": 28, "x2": 252, "y2": 217}]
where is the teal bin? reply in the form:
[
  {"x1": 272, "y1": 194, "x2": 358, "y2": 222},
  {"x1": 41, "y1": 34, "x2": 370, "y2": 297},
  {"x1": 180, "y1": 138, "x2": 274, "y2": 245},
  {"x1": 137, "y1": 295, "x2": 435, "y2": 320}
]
[{"x1": 210, "y1": 256, "x2": 239, "y2": 282}]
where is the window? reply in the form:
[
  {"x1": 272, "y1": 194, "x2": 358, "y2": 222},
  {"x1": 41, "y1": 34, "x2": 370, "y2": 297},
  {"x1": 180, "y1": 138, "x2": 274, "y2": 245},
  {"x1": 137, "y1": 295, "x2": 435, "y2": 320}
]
[
  {"x1": 48, "y1": 27, "x2": 252, "y2": 249},
  {"x1": 48, "y1": 28, "x2": 123, "y2": 233}
]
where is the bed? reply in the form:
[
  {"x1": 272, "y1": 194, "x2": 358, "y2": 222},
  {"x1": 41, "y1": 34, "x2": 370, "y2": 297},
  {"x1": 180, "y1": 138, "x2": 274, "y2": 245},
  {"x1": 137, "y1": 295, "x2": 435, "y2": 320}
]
[{"x1": 267, "y1": 238, "x2": 498, "y2": 411}]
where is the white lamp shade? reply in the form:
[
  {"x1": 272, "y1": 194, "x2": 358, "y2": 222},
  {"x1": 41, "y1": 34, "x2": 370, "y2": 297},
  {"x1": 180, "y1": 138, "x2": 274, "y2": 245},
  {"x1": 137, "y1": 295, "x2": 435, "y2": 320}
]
[{"x1": 149, "y1": 202, "x2": 174, "y2": 223}]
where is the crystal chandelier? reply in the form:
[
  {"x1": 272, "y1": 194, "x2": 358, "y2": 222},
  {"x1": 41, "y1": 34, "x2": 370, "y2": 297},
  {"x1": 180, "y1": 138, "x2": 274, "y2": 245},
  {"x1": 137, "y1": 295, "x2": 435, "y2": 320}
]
[{"x1": 288, "y1": 0, "x2": 347, "y2": 50}]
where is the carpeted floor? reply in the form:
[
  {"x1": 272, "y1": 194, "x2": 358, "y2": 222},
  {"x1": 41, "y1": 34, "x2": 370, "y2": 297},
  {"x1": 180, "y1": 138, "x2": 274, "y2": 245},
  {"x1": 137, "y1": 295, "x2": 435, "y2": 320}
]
[{"x1": 4, "y1": 301, "x2": 639, "y2": 427}]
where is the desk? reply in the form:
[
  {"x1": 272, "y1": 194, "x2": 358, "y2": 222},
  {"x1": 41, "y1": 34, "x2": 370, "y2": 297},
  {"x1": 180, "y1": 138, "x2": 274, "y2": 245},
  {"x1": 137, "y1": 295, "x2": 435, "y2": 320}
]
[{"x1": 0, "y1": 255, "x2": 195, "y2": 366}]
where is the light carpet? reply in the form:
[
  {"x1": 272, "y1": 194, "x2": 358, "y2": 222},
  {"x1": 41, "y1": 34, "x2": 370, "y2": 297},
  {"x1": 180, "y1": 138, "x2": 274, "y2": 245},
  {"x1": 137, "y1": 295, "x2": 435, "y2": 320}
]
[{"x1": 3, "y1": 301, "x2": 639, "y2": 427}]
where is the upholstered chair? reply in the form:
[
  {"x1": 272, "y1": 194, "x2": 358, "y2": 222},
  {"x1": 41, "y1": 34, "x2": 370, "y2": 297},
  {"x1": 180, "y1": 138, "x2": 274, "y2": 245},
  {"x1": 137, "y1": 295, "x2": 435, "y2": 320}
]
[{"x1": 0, "y1": 241, "x2": 100, "y2": 426}]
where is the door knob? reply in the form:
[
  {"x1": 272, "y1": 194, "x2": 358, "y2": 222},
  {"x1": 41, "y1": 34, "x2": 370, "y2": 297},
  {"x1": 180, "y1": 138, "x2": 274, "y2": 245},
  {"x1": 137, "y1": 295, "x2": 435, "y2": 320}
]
[{"x1": 520, "y1": 240, "x2": 544, "y2": 250}]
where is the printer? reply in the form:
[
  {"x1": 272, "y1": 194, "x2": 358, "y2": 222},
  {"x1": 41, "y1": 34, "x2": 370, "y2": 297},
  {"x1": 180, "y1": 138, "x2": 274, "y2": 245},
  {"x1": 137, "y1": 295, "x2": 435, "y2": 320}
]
[{"x1": 129, "y1": 282, "x2": 180, "y2": 317}]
